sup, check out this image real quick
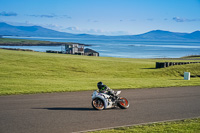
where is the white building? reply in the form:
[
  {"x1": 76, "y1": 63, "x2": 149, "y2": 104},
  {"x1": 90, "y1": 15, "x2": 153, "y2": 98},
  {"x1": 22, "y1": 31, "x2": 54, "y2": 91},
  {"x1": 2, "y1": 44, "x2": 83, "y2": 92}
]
[{"x1": 62, "y1": 44, "x2": 84, "y2": 55}]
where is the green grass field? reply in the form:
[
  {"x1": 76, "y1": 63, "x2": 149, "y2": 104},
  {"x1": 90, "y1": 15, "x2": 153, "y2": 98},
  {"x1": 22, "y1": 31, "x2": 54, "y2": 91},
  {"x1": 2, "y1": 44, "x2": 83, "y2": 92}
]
[
  {"x1": 0, "y1": 49, "x2": 200, "y2": 95},
  {"x1": 91, "y1": 118, "x2": 200, "y2": 133}
]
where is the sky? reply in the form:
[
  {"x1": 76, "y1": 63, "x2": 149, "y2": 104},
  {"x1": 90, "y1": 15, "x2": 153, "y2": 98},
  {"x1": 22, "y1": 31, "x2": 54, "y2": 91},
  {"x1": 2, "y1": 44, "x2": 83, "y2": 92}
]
[{"x1": 0, "y1": 0, "x2": 200, "y2": 35}]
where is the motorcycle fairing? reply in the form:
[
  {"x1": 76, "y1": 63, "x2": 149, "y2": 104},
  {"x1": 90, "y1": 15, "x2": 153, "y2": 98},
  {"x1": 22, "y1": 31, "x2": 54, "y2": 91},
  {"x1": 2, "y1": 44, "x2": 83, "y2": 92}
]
[{"x1": 92, "y1": 91, "x2": 112, "y2": 109}]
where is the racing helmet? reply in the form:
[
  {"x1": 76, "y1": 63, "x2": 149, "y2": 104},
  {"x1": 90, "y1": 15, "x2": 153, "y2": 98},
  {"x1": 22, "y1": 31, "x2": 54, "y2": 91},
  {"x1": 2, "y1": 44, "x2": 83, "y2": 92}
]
[{"x1": 97, "y1": 82, "x2": 103, "y2": 90}]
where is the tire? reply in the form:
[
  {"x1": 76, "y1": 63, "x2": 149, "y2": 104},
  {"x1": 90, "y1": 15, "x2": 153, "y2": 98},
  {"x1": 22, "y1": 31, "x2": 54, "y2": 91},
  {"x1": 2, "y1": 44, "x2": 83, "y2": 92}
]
[
  {"x1": 117, "y1": 97, "x2": 129, "y2": 109},
  {"x1": 92, "y1": 98, "x2": 104, "y2": 110}
]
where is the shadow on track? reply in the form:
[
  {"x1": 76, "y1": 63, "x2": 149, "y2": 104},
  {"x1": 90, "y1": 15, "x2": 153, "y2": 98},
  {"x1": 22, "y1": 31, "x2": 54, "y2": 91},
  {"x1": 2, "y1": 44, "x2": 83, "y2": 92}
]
[{"x1": 33, "y1": 107, "x2": 94, "y2": 111}]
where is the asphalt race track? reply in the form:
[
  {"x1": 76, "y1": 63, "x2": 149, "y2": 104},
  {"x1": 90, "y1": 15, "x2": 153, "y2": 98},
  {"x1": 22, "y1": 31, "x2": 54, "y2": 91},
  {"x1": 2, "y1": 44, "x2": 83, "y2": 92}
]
[{"x1": 0, "y1": 86, "x2": 200, "y2": 133}]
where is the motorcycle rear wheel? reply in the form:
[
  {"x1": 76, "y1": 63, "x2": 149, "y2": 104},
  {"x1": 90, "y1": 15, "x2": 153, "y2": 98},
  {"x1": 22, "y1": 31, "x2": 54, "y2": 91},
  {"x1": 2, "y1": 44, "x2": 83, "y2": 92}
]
[
  {"x1": 92, "y1": 98, "x2": 104, "y2": 110},
  {"x1": 118, "y1": 97, "x2": 129, "y2": 109}
]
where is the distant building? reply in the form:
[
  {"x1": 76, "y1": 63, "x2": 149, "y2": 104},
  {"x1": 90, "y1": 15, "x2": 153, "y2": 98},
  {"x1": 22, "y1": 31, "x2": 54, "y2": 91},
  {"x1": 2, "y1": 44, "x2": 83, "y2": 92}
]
[
  {"x1": 84, "y1": 48, "x2": 99, "y2": 56},
  {"x1": 62, "y1": 44, "x2": 84, "y2": 55},
  {"x1": 61, "y1": 44, "x2": 99, "y2": 56}
]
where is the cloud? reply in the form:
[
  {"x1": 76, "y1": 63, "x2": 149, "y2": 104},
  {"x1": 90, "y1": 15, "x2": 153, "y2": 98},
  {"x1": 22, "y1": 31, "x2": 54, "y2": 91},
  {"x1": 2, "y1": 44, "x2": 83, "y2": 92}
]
[
  {"x1": 172, "y1": 17, "x2": 200, "y2": 22},
  {"x1": 66, "y1": 26, "x2": 80, "y2": 31},
  {"x1": 146, "y1": 18, "x2": 154, "y2": 21},
  {"x1": 64, "y1": 26, "x2": 82, "y2": 33},
  {"x1": 28, "y1": 14, "x2": 72, "y2": 19},
  {"x1": 29, "y1": 14, "x2": 57, "y2": 18},
  {"x1": 0, "y1": 11, "x2": 17, "y2": 16},
  {"x1": 0, "y1": 21, "x2": 34, "y2": 26},
  {"x1": 64, "y1": 26, "x2": 129, "y2": 35},
  {"x1": 172, "y1": 17, "x2": 187, "y2": 22},
  {"x1": 62, "y1": 15, "x2": 72, "y2": 19},
  {"x1": 87, "y1": 19, "x2": 99, "y2": 22},
  {"x1": 44, "y1": 24, "x2": 62, "y2": 28}
]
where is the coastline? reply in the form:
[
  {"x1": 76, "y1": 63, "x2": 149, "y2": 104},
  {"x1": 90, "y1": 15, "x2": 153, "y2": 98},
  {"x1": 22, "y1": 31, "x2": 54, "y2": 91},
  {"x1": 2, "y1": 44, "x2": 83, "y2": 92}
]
[
  {"x1": 0, "y1": 38, "x2": 89, "y2": 46},
  {"x1": 1, "y1": 37, "x2": 200, "y2": 58}
]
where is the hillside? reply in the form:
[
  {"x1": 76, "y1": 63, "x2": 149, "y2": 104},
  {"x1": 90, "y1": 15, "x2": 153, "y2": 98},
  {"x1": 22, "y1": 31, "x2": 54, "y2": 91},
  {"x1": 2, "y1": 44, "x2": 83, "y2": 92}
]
[
  {"x1": 0, "y1": 49, "x2": 200, "y2": 95},
  {"x1": 133, "y1": 30, "x2": 188, "y2": 40},
  {"x1": 0, "y1": 22, "x2": 74, "y2": 37},
  {"x1": 0, "y1": 22, "x2": 200, "y2": 41}
]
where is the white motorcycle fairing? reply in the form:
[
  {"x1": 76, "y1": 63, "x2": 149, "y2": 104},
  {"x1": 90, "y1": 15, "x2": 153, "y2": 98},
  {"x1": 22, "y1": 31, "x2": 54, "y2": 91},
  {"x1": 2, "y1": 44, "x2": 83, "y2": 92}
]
[{"x1": 92, "y1": 90, "x2": 121, "y2": 109}]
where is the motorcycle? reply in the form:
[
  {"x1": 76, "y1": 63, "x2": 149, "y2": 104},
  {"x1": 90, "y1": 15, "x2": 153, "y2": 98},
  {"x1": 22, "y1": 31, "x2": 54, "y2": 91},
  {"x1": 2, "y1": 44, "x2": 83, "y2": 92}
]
[{"x1": 91, "y1": 90, "x2": 129, "y2": 110}]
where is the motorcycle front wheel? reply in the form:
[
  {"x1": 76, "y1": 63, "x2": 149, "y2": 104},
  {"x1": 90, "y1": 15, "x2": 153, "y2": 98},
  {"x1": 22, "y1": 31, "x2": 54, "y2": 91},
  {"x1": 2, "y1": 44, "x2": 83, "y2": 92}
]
[
  {"x1": 92, "y1": 98, "x2": 104, "y2": 110},
  {"x1": 118, "y1": 97, "x2": 129, "y2": 109}
]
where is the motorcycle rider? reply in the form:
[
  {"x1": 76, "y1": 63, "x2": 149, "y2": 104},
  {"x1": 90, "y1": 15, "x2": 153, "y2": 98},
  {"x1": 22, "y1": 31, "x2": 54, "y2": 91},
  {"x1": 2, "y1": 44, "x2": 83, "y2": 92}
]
[{"x1": 97, "y1": 82, "x2": 114, "y2": 96}]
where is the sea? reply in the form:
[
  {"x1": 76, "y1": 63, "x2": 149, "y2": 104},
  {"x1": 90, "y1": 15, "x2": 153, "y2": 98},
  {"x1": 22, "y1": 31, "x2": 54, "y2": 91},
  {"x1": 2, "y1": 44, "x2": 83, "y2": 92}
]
[{"x1": 1, "y1": 36, "x2": 200, "y2": 58}]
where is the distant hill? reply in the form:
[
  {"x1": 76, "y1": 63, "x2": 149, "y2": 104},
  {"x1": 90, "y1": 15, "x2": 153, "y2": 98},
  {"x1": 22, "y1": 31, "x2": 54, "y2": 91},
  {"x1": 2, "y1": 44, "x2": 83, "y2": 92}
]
[
  {"x1": 0, "y1": 22, "x2": 75, "y2": 37},
  {"x1": 183, "y1": 31, "x2": 200, "y2": 40},
  {"x1": 133, "y1": 30, "x2": 188, "y2": 40},
  {"x1": 0, "y1": 22, "x2": 200, "y2": 41}
]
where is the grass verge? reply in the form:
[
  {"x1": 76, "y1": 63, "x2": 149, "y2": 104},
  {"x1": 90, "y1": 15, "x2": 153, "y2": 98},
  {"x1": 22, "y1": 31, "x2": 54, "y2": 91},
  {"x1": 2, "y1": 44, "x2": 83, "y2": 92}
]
[
  {"x1": 0, "y1": 49, "x2": 200, "y2": 95},
  {"x1": 90, "y1": 118, "x2": 200, "y2": 133}
]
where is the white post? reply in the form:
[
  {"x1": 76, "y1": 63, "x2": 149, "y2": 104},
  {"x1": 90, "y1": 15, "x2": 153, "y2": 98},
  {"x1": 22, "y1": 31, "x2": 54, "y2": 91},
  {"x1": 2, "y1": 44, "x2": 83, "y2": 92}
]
[{"x1": 184, "y1": 72, "x2": 190, "y2": 80}]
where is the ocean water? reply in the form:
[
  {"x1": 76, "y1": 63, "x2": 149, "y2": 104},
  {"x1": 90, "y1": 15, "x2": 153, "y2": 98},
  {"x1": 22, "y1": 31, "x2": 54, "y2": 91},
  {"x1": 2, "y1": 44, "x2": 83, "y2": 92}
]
[{"x1": 1, "y1": 36, "x2": 200, "y2": 58}]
